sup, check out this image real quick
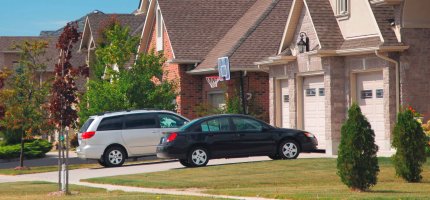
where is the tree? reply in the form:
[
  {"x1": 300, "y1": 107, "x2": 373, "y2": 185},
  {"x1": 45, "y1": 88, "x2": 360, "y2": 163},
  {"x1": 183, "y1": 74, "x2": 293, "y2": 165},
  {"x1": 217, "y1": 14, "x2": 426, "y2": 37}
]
[
  {"x1": 392, "y1": 107, "x2": 427, "y2": 182},
  {"x1": 337, "y1": 103, "x2": 379, "y2": 191},
  {"x1": 0, "y1": 40, "x2": 52, "y2": 168},
  {"x1": 78, "y1": 23, "x2": 176, "y2": 124},
  {"x1": 48, "y1": 22, "x2": 88, "y2": 193}
]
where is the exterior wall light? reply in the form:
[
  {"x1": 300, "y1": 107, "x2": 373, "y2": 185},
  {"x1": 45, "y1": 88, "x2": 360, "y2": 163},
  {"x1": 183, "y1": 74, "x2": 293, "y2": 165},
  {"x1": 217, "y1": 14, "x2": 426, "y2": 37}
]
[{"x1": 297, "y1": 32, "x2": 309, "y2": 53}]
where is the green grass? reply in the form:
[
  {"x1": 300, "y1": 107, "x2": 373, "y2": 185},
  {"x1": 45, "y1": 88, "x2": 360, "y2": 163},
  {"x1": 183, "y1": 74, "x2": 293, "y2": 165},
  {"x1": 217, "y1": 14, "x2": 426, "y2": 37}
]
[
  {"x1": 0, "y1": 181, "x2": 227, "y2": 200},
  {"x1": 84, "y1": 158, "x2": 430, "y2": 199}
]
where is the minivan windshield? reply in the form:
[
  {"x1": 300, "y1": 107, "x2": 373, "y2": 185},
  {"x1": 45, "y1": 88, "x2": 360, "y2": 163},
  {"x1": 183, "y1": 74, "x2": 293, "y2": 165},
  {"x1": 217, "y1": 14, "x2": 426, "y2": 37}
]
[{"x1": 79, "y1": 118, "x2": 94, "y2": 133}]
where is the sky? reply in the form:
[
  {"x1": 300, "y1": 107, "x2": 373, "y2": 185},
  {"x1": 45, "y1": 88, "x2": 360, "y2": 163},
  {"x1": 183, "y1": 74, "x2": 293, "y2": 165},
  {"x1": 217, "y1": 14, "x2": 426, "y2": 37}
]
[{"x1": 0, "y1": 0, "x2": 139, "y2": 36}]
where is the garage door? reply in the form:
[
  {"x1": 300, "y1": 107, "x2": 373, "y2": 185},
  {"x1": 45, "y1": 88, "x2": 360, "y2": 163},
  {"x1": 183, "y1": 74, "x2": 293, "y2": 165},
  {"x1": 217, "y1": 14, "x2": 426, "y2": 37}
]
[
  {"x1": 356, "y1": 71, "x2": 384, "y2": 147},
  {"x1": 303, "y1": 76, "x2": 326, "y2": 149},
  {"x1": 281, "y1": 79, "x2": 290, "y2": 128}
]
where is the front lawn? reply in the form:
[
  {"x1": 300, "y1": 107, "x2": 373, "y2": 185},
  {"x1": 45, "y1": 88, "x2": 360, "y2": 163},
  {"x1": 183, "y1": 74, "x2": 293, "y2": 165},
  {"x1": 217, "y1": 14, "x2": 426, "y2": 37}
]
[
  {"x1": 84, "y1": 158, "x2": 430, "y2": 199},
  {"x1": 0, "y1": 181, "x2": 227, "y2": 200}
]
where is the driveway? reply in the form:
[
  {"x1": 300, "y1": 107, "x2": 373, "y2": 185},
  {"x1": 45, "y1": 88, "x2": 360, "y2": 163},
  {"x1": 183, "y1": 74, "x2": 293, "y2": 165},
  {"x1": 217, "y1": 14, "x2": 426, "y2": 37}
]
[{"x1": 0, "y1": 152, "x2": 331, "y2": 184}]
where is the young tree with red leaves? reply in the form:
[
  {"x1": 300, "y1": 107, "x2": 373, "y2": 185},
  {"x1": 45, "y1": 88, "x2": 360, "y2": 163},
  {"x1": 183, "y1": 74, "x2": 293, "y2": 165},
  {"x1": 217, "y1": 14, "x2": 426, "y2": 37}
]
[{"x1": 49, "y1": 22, "x2": 88, "y2": 194}]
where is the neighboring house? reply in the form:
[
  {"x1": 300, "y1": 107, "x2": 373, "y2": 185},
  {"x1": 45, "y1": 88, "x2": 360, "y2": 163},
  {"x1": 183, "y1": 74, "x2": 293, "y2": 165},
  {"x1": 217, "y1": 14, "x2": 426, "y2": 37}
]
[
  {"x1": 138, "y1": 0, "x2": 293, "y2": 121},
  {"x1": 79, "y1": 12, "x2": 145, "y2": 71},
  {"x1": 257, "y1": 0, "x2": 430, "y2": 155}
]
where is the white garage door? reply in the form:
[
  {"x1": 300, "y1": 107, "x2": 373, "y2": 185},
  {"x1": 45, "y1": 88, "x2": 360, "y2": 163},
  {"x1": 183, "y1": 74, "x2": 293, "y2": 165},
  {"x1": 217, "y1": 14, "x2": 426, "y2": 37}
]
[
  {"x1": 357, "y1": 71, "x2": 384, "y2": 148},
  {"x1": 281, "y1": 79, "x2": 290, "y2": 128},
  {"x1": 303, "y1": 76, "x2": 326, "y2": 149}
]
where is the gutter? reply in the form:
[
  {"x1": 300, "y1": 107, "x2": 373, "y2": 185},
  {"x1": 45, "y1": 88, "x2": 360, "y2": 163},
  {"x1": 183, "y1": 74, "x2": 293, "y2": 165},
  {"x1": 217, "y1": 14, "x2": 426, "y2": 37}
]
[{"x1": 375, "y1": 50, "x2": 400, "y2": 114}]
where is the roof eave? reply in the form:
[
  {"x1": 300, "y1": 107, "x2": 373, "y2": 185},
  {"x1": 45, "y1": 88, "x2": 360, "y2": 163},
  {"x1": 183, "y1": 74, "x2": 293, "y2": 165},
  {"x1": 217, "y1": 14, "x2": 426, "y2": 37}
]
[
  {"x1": 316, "y1": 45, "x2": 409, "y2": 56},
  {"x1": 369, "y1": 0, "x2": 403, "y2": 6},
  {"x1": 166, "y1": 59, "x2": 201, "y2": 64}
]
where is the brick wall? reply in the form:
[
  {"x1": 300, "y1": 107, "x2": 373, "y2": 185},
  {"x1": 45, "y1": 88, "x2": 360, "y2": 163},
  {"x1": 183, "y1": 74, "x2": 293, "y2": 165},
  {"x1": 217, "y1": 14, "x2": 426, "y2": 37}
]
[{"x1": 400, "y1": 28, "x2": 430, "y2": 119}]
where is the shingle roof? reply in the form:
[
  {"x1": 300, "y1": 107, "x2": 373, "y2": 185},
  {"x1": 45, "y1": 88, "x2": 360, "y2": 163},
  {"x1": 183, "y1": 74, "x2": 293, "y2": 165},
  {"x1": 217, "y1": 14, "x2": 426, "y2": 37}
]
[
  {"x1": 195, "y1": 0, "x2": 278, "y2": 71},
  {"x1": 228, "y1": 0, "x2": 293, "y2": 69},
  {"x1": 0, "y1": 36, "x2": 86, "y2": 72},
  {"x1": 87, "y1": 13, "x2": 145, "y2": 46},
  {"x1": 0, "y1": 36, "x2": 59, "y2": 71},
  {"x1": 369, "y1": 3, "x2": 402, "y2": 46},
  {"x1": 157, "y1": 0, "x2": 258, "y2": 61},
  {"x1": 305, "y1": 0, "x2": 344, "y2": 50},
  {"x1": 339, "y1": 36, "x2": 382, "y2": 49}
]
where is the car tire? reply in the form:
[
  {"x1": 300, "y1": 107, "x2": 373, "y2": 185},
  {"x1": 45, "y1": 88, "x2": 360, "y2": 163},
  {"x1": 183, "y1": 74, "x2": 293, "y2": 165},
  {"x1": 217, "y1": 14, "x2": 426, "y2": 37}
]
[
  {"x1": 179, "y1": 159, "x2": 192, "y2": 167},
  {"x1": 97, "y1": 159, "x2": 108, "y2": 167},
  {"x1": 187, "y1": 147, "x2": 209, "y2": 167},
  {"x1": 278, "y1": 140, "x2": 300, "y2": 159},
  {"x1": 103, "y1": 146, "x2": 126, "y2": 167},
  {"x1": 268, "y1": 155, "x2": 282, "y2": 160}
]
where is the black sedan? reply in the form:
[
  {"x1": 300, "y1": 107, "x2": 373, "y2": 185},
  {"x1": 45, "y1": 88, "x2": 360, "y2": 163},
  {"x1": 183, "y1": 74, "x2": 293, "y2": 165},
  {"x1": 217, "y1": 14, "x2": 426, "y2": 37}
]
[{"x1": 156, "y1": 114, "x2": 318, "y2": 167}]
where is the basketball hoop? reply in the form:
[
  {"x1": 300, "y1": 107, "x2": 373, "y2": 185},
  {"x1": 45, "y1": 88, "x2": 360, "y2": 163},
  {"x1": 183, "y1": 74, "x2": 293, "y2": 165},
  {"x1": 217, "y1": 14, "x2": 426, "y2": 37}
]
[{"x1": 206, "y1": 76, "x2": 221, "y2": 88}]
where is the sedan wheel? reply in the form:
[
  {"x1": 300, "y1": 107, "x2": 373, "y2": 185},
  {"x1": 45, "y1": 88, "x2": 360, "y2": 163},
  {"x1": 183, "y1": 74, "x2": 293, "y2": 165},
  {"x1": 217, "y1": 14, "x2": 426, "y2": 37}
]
[
  {"x1": 103, "y1": 146, "x2": 126, "y2": 167},
  {"x1": 279, "y1": 140, "x2": 300, "y2": 159},
  {"x1": 179, "y1": 159, "x2": 192, "y2": 167},
  {"x1": 188, "y1": 147, "x2": 209, "y2": 167}
]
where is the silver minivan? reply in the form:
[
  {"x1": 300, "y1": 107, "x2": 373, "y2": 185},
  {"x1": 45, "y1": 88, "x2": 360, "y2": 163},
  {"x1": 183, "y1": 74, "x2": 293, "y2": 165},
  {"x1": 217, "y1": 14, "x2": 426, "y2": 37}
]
[{"x1": 76, "y1": 110, "x2": 189, "y2": 167}]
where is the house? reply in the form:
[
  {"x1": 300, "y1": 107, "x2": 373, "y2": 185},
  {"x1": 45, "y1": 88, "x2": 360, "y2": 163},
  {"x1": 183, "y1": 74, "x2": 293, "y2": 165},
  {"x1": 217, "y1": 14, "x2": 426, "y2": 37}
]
[
  {"x1": 79, "y1": 11, "x2": 145, "y2": 71},
  {"x1": 138, "y1": 0, "x2": 293, "y2": 121},
  {"x1": 256, "y1": 0, "x2": 430, "y2": 155}
]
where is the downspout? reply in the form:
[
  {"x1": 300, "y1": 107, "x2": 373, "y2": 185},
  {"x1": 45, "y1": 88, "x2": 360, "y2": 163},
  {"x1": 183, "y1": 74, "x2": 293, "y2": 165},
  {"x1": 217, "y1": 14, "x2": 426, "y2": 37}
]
[{"x1": 375, "y1": 50, "x2": 400, "y2": 114}]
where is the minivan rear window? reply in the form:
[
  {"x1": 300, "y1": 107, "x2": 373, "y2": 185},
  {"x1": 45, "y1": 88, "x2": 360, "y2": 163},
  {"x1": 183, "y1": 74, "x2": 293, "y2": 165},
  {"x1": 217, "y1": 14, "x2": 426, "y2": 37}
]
[{"x1": 79, "y1": 118, "x2": 94, "y2": 133}]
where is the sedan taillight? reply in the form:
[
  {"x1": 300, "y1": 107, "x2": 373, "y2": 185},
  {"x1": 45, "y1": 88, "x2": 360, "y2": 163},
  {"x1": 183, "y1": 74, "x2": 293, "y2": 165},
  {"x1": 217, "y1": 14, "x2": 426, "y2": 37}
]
[
  {"x1": 166, "y1": 132, "x2": 178, "y2": 143},
  {"x1": 82, "y1": 131, "x2": 96, "y2": 139},
  {"x1": 304, "y1": 132, "x2": 315, "y2": 138}
]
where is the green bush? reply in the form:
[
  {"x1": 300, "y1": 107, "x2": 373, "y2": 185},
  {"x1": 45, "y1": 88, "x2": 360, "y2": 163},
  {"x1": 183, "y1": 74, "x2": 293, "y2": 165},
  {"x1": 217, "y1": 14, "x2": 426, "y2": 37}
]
[
  {"x1": 337, "y1": 103, "x2": 379, "y2": 191},
  {"x1": 392, "y1": 108, "x2": 427, "y2": 182},
  {"x1": 1, "y1": 129, "x2": 22, "y2": 145},
  {"x1": 0, "y1": 139, "x2": 52, "y2": 160}
]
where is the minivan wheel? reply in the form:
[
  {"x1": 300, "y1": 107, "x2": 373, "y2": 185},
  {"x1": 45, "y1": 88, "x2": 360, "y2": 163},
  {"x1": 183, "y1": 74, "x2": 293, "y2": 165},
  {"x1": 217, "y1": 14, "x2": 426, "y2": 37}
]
[
  {"x1": 188, "y1": 147, "x2": 209, "y2": 167},
  {"x1": 279, "y1": 140, "x2": 300, "y2": 159},
  {"x1": 103, "y1": 146, "x2": 126, "y2": 167},
  {"x1": 179, "y1": 159, "x2": 192, "y2": 167}
]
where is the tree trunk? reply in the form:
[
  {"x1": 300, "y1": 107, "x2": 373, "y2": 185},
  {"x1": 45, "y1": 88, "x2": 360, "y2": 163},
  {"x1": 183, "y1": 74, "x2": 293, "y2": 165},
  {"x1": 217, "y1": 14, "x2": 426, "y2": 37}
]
[{"x1": 19, "y1": 130, "x2": 25, "y2": 167}]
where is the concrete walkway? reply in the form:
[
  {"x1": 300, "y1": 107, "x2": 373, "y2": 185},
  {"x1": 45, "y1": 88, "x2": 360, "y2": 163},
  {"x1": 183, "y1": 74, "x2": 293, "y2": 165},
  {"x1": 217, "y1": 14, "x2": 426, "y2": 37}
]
[{"x1": 0, "y1": 153, "x2": 332, "y2": 199}]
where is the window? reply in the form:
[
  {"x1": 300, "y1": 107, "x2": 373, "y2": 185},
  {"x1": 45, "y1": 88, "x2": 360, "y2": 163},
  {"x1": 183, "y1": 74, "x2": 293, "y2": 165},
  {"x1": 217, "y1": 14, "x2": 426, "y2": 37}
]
[
  {"x1": 232, "y1": 117, "x2": 263, "y2": 132},
  {"x1": 337, "y1": 0, "x2": 349, "y2": 15},
  {"x1": 376, "y1": 89, "x2": 383, "y2": 98},
  {"x1": 319, "y1": 88, "x2": 325, "y2": 96},
  {"x1": 209, "y1": 92, "x2": 226, "y2": 109},
  {"x1": 200, "y1": 118, "x2": 231, "y2": 132},
  {"x1": 79, "y1": 118, "x2": 94, "y2": 133},
  {"x1": 361, "y1": 90, "x2": 373, "y2": 99},
  {"x1": 156, "y1": 6, "x2": 164, "y2": 51},
  {"x1": 283, "y1": 95, "x2": 290, "y2": 103},
  {"x1": 306, "y1": 88, "x2": 316, "y2": 97},
  {"x1": 124, "y1": 114, "x2": 157, "y2": 129},
  {"x1": 97, "y1": 116, "x2": 123, "y2": 131},
  {"x1": 158, "y1": 113, "x2": 186, "y2": 128}
]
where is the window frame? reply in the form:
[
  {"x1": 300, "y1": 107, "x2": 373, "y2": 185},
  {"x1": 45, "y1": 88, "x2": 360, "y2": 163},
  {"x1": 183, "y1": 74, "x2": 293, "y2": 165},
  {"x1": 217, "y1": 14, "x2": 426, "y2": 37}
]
[
  {"x1": 156, "y1": 5, "x2": 164, "y2": 51},
  {"x1": 336, "y1": 0, "x2": 350, "y2": 18}
]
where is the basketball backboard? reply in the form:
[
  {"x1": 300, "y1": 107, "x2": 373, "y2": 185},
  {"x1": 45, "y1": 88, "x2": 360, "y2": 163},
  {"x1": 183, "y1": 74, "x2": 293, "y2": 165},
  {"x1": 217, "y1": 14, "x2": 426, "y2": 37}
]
[{"x1": 217, "y1": 57, "x2": 230, "y2": 81}]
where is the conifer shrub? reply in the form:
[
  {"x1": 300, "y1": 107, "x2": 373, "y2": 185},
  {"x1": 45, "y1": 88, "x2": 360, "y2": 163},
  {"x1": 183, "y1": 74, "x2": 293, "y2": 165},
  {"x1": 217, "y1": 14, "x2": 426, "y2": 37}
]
[
  {"x1": 337, "y1": 103, "x2": 379, "y2": 191},
  {"x1": 392, "y1": 107, "x2": 427, "y2": 182}
]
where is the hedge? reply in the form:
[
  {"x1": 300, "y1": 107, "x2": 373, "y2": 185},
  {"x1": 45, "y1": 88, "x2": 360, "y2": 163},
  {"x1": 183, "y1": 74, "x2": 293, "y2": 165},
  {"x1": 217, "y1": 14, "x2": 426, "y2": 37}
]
[{"x1": 0, "y1": 139, "x2": 52, "y2": 160}]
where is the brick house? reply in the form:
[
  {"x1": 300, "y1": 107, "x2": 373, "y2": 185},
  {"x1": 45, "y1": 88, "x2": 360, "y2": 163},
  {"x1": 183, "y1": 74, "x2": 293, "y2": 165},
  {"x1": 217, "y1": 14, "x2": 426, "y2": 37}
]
[
  {"x1": 138, "y1": 0, "x2": 293, "y2": 121},
  {"x1": 257, "y1": 0, "x2": 430, "y2": 155},
  {"x1": 78, "y1": 12, "x2": 145, "y2": 71}
]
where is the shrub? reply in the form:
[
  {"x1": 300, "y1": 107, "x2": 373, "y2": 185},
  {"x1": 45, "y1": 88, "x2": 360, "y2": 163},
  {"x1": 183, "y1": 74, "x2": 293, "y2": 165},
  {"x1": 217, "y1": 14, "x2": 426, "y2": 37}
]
[
  {"x1": 392, "y1": 107, "x2": 427, "y2": 182},
  {"x1": 0, "y1": 139, "x2": 52, "y2": 160},
  {"x1": 70, "y1": 133, "x2": 79, "y2": 148},
  {"x1": 1, "y1": 129, "x2": 22, "y2": 145},
  {"x1": 337, "y1": 103, "x2": 379, "y2": 191}
]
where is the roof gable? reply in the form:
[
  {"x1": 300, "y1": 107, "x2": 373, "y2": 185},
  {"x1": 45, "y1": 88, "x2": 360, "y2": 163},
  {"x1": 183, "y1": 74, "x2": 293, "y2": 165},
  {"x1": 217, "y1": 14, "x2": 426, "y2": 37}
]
[{"x1": 140, "y1": 0, "x2": 258, "y2": 61}]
